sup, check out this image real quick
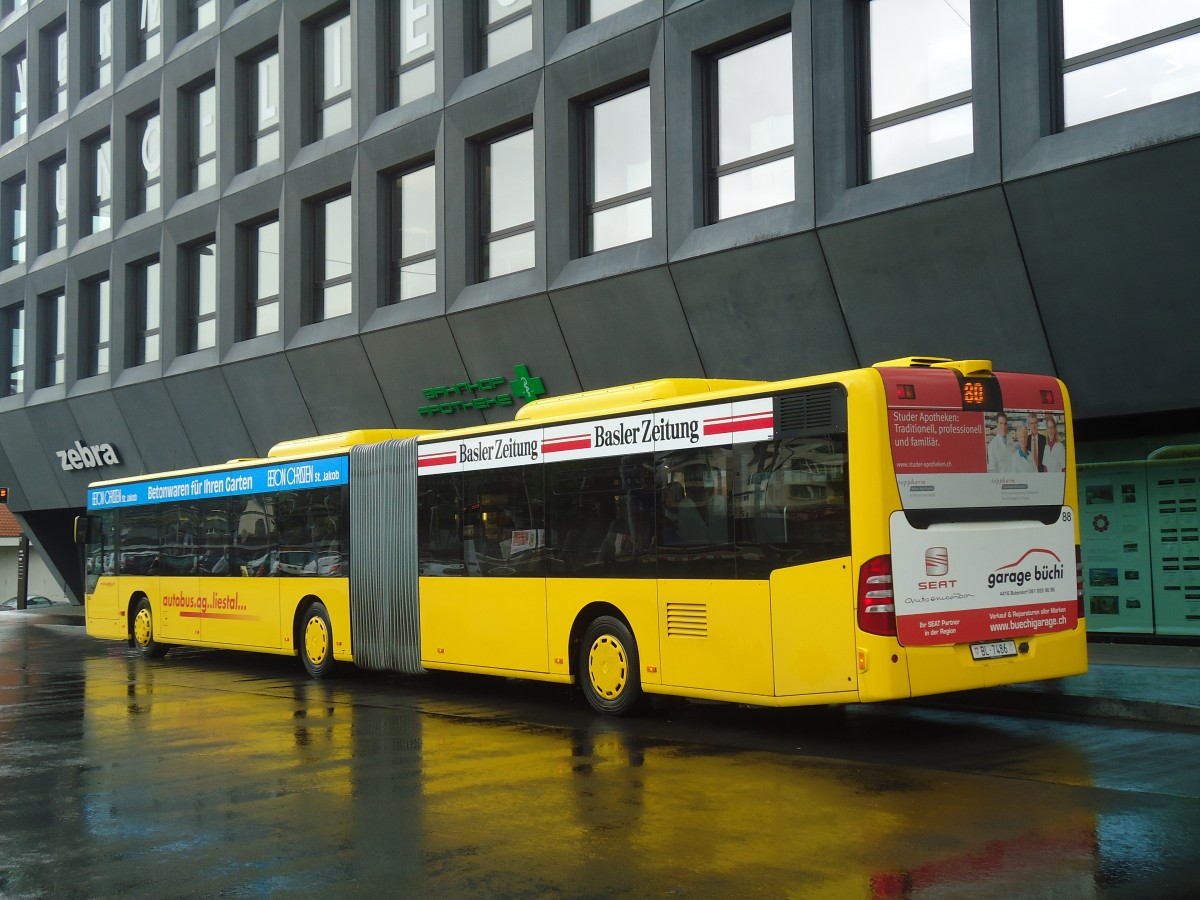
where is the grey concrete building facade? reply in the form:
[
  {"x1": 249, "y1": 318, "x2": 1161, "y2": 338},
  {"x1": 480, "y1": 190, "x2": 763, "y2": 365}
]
[{"x1": 0, "y1": 0, "x2": 1198, "y2": 617}]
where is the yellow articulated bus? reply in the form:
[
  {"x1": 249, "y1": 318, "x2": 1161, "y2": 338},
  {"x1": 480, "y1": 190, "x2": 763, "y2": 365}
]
[{"x1": 79, "y1": 357, "x2": 1087, "y2": 715}]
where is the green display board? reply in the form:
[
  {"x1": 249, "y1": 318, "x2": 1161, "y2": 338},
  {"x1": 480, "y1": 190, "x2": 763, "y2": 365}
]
[
  {"x1": 1078, "y1": 460, "x2": 1200, "y2": 637},
  {"x1": 1147, "y1": 463, "x2": 1200, "y2": 637},
  {"x1": 1079, "y1": 466, "x2": 1154, "y2": 634}
]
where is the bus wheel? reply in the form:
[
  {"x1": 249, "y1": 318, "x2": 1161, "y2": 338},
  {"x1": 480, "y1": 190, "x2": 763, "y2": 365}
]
[
  {"x1": 300, "y1": 602, "x2": 334, "y2": 678},
  {"x1": 580, "y1": 616, "x2": 642, "y2": 716},
  {"x1": 131, "y1": 598, "x2": 168, "y2": 659}
]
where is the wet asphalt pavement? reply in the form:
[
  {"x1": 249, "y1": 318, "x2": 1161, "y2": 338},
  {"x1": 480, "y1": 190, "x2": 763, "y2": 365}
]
[{"x1": 3, "y1": 615, "x2": 1200, "y2": 898}]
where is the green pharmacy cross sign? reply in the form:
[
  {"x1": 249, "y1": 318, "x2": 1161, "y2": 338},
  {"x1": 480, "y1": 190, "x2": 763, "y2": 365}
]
[{"x1": 419, "y1": 365, "x2": 547, "y2": 417}]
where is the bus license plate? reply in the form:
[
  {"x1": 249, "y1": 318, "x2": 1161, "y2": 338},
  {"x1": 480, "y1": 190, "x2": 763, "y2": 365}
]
[{"x1": 970, "y1": 640, "x2": 1017, "y2": 661}]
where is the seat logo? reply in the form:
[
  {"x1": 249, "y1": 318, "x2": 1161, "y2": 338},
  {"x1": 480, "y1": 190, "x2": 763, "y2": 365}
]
[{"x1": 925, "y1": 546, "x2": 949, "y2": 576}]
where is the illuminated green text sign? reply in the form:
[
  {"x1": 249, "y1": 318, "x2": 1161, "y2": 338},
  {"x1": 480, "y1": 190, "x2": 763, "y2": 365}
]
[{"x1": 419, "y1": 365, "x2": 546, "y2": 417}]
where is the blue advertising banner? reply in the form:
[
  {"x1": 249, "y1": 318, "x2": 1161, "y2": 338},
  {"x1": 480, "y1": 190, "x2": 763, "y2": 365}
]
[{"x1": 87, "y1": 456, "x2": 349, "y2": 510}]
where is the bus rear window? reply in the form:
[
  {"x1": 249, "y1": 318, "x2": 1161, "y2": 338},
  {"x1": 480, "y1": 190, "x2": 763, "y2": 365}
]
[{"x1": 882, "y1": 368, "x2": 1068, "y2": 511}]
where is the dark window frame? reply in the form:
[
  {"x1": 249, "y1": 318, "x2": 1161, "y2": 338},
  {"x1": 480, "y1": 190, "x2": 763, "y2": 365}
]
[
  {"x1": 704, "y1": 23, "x2": 795, "y2": 222},
  {"x1": 1055, "y1": 6, "x2": 1200, "y2": 129},
  {"x1": 42, "y1": 19, "x2": 68, "y2": 120},
  {"x1": 43, "y1": 155, "x2": 68, "y2": 252},
  {"x1": 185, "y1": 238, "x2": 217, "y2": 354},
  {"x1": 389, "y1": 0, "x2": 436, "y2": 108},
  {"x1": 2, "y1": 176, "x2": 26, "y2": 267},
  {"x1": 1, "y1": 302, "x2": 23, "y2": 397},
  {"x1": 389, "y1": 159, "x2": 437, "y2": 304},
  {"x1": 39, "y1": 289, "x2": 65, "y2": 387},
  {"x1": 243, "y1": 216, "x2": 280, "y2": 338},
  {"x1": 131, "y1": 256, "x2": 161, "y2": 366},
  {"x1": 82, "y1": 274, "x2": 111, "y2": 378},
  {"x1": 134, "y1": 0, "x2": 163, "y2": 65},
  {"x1": 187, "y1": 78, "x2": 217, "y2": 194},
  {"x1": 582, "y1": 79, "x2": 652, "y2": 256},
  {"x1": 3, "y1": 45, "x2": 27, "y2": 143},
  {"x1": 314, "y1": 7, "x2": 353, "y2": 139},
  {"x1": 479, "y1": 122, "x2": 535, "y2": 282},
  {"x1": 860, "y1": 0, "x2": 974, "y2": 181},
  {"x1": 86, "y1": 131, "x2": 112, "y2": 236},
  {"x1": 244, "y1": 45, "x2": 281, "y2": 170},
  {"x1": 312, "y1": 190, "x2": 352, "y2": 322},
  {"x1": 478, "y1": 0, "x2": 533, "y2": 71},
  {"x1": 188, "y1": 0, "x2": 217, "y2": 35},
  {"x1": 131, "y1": 106, "x2": 162, "y2": 215},
  {"x1": 84, "y1": 0, "x2": 114, "y2": 95}
]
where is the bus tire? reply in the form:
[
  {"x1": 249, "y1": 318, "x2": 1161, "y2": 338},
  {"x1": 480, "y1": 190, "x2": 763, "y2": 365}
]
[
  {"x1": 579, "y1": 616, "x2": 642, "y2": 716},
  {"x1": 299, "y1": 601, "x2": 335, "y2": 679},
  {"x1": 131, "y1": 597, "x2": 168, "y2": 659}
]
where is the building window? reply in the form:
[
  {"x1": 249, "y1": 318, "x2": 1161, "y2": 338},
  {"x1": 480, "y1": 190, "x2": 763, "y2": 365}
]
[
  {"x1": 86, "y1": 0, "x2": 113, "y2": 94},
  {"x1": 83, "y1": 276, "x2": 111, "y2": 377},
  {"x1": 1, "y1": 304, "x2": 22, "y2": 397},
  {"x1": 87, "y1": 133, "x2": 112, "y2": 235},
  {"x1": 3, "y1": 47, "x2": 26, "y2": 142},
  {"x1": 189, "y1": 80, "x2": 217, "y2": 192},
  {"x1": 3, "y1": 177, "x2": 25, "y2": 266},
  {"x1": 132, "y1": 258, "x2": 160, "y2": 365},
  {"x1": 247, "y1": 49, "x2": 280, "y2": 168},
  {"x1": 391, "y1": 0, "x2": 436, "y2": 107},
  {"x1": 246, "y1": 218, "x2": 280, "y2": 337},
  {"x1": 481, "y1": 127, "x2": 535, "y2": 279},
  {"x1": 136, "y1": 0, "x2": 162, "y2": 64},
  {"x1": 186, "y1": 240, "x2": 216, "y2": 352},
  {"x1": 866, "y1": 0, "x2": 973, "y2": 180},
  {"x1": 133, "y1": 108, "x2": 161, "y2": 214},
  {"x1": 43, "y1": 20, "x2": 68, "y2": 118},
  {"x1": 189, "y1": 0, "x2": 216, "y2": 34},
  {"x1": 708, "y1": 31, "x2": 794, "y2": 221},
  {"x1": 585, "y1": 0, "x2": 640, "y2": 25},
  {"x1": 390, "y1": 162, "x2": 436, "y2": 302},
  {"x1": 313, "y1": 193, "x2": 352, "y2": 321},
  {"x1": 40, "y1": 290, "x2": 65, "y2": 387},
  {"x1": 1060, "y1": 1, "x2": 1200, "y2": 128},
  {"x1": 44, "y1": 156, "x2": 67, "y2": 251},
  {"x1": 587, "y1": 85, "x2": 651, "y2": 254},
  {"x1": 481, "y1": 0, "x2": 532, "y2": 69},
  {"x1": 316, "y1": 11, "x2": 352, "y2": 139}
]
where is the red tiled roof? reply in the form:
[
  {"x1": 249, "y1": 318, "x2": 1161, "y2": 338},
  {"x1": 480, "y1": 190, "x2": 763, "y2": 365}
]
[{"x1": 0, "y1": 505, "x2": 22, "y2": 538}]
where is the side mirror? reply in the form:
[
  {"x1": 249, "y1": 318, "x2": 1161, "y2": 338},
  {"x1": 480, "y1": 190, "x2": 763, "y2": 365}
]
[{"x1": 74, "y1": 515, "x2": 96, "y2": 545}]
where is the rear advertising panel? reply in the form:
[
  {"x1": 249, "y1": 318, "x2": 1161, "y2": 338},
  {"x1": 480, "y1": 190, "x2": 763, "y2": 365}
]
[{"x1": 881, "y1": 368, "x2": 1077, "y2": 647}]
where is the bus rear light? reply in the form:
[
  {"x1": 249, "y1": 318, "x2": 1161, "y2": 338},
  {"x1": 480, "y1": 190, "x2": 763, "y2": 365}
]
[
  {"x1": 857, "y1": 555, "x2": 897, "y2": 637},
  {"x1": 896, "y1": 384, "x2": 916, "y2": 400},
  {"x1": 1076, "y1": 545, "x2": 1085, "y2": 619}
]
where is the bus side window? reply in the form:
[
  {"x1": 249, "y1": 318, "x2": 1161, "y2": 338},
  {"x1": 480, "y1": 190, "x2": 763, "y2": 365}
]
[
  {"x1": 656, "y1": 447, "x2": 734, "y2": 579},
  {"x1": 418, "y1": 473, "x2": 465, "y2": 576},
  {"x1": 119, "y1": 506, "x2": 158, "y2": 575},
  {"x1": 276, "y1": 488, "x2": 343, "y2": 577},
  {"x1": 732, "y1": 437, "x2": 850, "y2": 578},
  {"x1": 546, "y1": 455, "x2": 654, "y2": 578},
  {"x1": 161, "y1": 502, "x2": 200, "y2": 575},
  {"x1": 312, "y1": 487, "x2": 345, "y2": 577},
  {"x1": 461, "y1": 465, "x2": 545, "y2": 577},
  {"x1": 86, "y1": 511, "x2": 117, "y2": 592},
  {"x1": 235, "y1": 497, "x2": 277, "y2": 577},
  {"x1": 99, "y1": 512, "x2": 117, "y2": 576},
  {"x1": 198, "y1": 499, "x2": 233, "y2": 576}
]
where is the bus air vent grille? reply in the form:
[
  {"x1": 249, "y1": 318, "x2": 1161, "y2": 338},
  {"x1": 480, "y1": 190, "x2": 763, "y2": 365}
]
[
  {"x1": 666, "y1": 602, "x2": 708, "y2": 638},
  {"x1": 775, "y1": 387, "x2": 846, "y2": 435}
]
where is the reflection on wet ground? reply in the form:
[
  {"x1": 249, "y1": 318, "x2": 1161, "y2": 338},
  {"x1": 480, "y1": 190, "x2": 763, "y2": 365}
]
[{"x1": 3, "y1": 621, "x2": 1200, "y2": 897}]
